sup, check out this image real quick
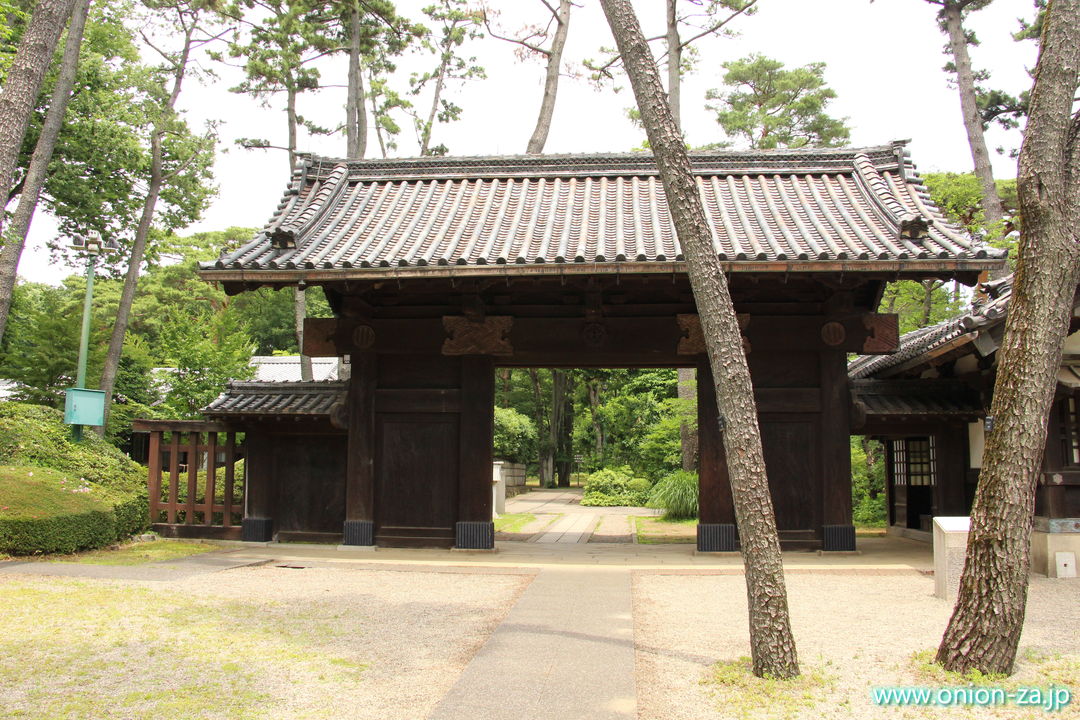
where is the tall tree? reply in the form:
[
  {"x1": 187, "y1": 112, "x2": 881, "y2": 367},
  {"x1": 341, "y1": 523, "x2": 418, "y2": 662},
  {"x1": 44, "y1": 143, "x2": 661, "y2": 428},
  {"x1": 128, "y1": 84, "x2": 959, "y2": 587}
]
[
  {"x1": 0, "y1": 0, "x2": 91, "y2": 344},
  {"x1": 925, "y1": 0, "x2": 1006, "y2": 233},
  {"x1": 601, "y1": 0, "x2": 798, "y2": 679},
  {"x1": 705, "y1": 54, "x2": 850, "y2": 149},
  {"x1": 483, "y1": 0, "x2": 573, "y2": 154},
  {"x1": 0, "y1": 0, "x2": 75, "y2": 238},
  {"x1": 98, "y1": 0, "x2": 219, "y2": 430},
  {"x1": 410, "y1": 0, "x2": 484, "y2": 156},
  {"x1": 936, "y1": 0, "x2": 1079, "y2": 675}
]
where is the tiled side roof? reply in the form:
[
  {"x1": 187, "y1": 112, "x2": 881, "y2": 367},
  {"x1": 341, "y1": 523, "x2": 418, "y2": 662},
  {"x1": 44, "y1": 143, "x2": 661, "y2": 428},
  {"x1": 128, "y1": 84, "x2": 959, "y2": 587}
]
[
  {"x1": 848, "y1": 278, "x2": 1012, "y2": 379},
  {"x1": 852, "y1": 379, "x2": 983, "y2": 418},
  {"x1": 203, "y1": 381, "x2": 345, "y2": 418},
  {"x1": 201, "y1": 143, "x2": 1005, "y2": 279}
]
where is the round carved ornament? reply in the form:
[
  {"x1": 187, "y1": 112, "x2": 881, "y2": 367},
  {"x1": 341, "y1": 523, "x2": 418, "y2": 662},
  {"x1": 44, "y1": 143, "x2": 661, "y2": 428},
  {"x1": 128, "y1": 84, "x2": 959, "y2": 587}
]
[
  {"x1": 582, "y1": 322, "x2": 607, "y2": 348},
  {"x1": 352, "y1": 324, "x2": 376, "y2": 349},
  {"x1": 820, "y1": 321, "x2": 846, "y2": 347}
]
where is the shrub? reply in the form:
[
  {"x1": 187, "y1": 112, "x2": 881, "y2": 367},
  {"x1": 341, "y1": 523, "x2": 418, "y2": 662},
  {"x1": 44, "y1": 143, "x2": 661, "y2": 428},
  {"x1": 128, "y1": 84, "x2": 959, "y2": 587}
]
[
  {"x1": 493, "y1": 407, "x2": 537, "y2": 464},
  {"x1": 0, "y1": 466, "x2": 128, "y2": 554},
  {"x1": 0, "y1": 402, "x2": 149, "y2": 551},
  {"x1": 648, "y1": 470, "x2": 699, "y2": 519},
  {"x1": 581, "y1": 466, "x2": 652, "y2": 507}
]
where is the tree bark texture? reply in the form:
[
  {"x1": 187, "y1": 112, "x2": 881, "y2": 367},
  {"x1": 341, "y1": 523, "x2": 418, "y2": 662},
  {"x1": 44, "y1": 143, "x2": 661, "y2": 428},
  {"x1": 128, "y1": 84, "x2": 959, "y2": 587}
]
[
  {"x1": 0, "y1": 0, "x2": 75, "y2": 225},
  {"x1": 345, "y1": 3, "x2": 367, "y2": 158},
  {"x1": 936, "y1": 0, "x2": 1080, "y2": 675},
  {"x1": 419, "y1": 41, "x2": 451, "y2": 156},
  {"x1": 528, "y1": 368, "x2": 552, "y2": 487},
  {"x1": 295, "y1": 287, "x2": 313, "y2": 381},
  {"x1": 678, "y1": 367, "x2": 698, "y2": 470},
  {"x1": 556, "y1": 371, "x2": 574, "y2": 487},
  {"x1": 665, "y1": 0, "x2": 680, "y2": 129},
  {"x1": 601, "y1": 0, "x2": 798, "y2": 679},
  {"x1": 526, "y1": 0, "x2": 571, "y2": 154},
  {"x1": 941, "y1": 1, "x2": 1005, "y2": 230},
  {"x1": 0, "y1": 0, "x2": 90, "y2": 345}
]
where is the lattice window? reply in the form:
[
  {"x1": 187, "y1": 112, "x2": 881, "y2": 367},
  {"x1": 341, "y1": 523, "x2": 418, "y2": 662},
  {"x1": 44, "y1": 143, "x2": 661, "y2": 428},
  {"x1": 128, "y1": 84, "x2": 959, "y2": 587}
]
[
  {"x1": 1060, "y1": 394, "x2": 1080, "y2": 467},
  {"x1": 892, "y1": 436, "x2": 935, "y2": 486},
  {"x1": 892, "y1": 439, "x2": 907, "y2": 486}
]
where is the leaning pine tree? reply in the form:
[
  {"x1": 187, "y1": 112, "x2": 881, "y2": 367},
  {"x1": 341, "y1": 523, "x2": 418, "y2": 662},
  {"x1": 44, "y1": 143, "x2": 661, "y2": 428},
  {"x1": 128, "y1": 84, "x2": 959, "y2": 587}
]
[
  {"x1": 599, "y1": 0, "x2": 798, "y2": 679},
  {"x1": 936, "y1": 0, "x2": 1079, "y2": 675}
]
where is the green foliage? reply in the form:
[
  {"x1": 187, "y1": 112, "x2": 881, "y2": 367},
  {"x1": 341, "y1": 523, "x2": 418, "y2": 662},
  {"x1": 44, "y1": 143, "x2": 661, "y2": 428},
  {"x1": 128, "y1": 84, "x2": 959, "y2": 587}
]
[
  {"x1": 706, "y1": 54, "x2": 850, "y2": 150},
  {"x1": 851, "y1": 437, "x2": 886, "y2": 527},
  {"x1": 581, "y1": 466, "x2": 651, "y2": 507},
  {"x1": 922, "y1": 171, "x2": 1019, "y2": 258},
  {"x1": 0, "y1": 466, "x2": 119, "y2": 554},
  {"x1": 0, "y1": 402, "x2": 146, "y2": 496},
  {"x1": 648, "y1": 469, "x2": 699, "y2": 519},
  {"x1": 157, "y1": 306, "x2": 256, "y2": 419},
  {"x1": 493, "y1": 406, "x2": 536, "y2": 463},
  {"x1": 878, "y1": 280, "x2": 964, "y2": 334}
]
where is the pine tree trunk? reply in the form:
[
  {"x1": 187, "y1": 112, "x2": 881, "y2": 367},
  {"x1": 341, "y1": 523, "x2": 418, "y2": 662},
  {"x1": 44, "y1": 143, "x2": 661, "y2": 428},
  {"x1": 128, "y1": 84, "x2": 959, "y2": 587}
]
[
  {"x1": 587, "y1": 377, "x2": 605, "y2": 461},
  {"x1": 0, "y1": 0, "x2": 75, "y2": 225},
  {"x1": 665, "y1": 0, "x2": 680, "y2": 130},
  {"x1": 526, "y1": 0, "x2": 571, "y2": 154},
  {"x1": 420, "y1": 42, "x2": 451, "y2": 156},
  {"x1": 936, "y1": 0, "x2": 1080, "y2": 675},
  {"x1": 529, "y1": 368, "x2": 552, "y2": 487},
  {"x1": 556, "y1": 371, "x2": 574, "y2": 487},
  {"x1": 942, "y1": 1, "x2": 1005, "y2": 230},
  {"x1": 601, "y1": 0, "x2": 798, "y2": 679},
  {"x1": 678, "y1": 367, "x2": 697, "y2": 470},
  {"x1": 345, "y1": 3, "x2": 367, "y2": 158},
  {"x1": 0, "y1": 0, "x2": 90, "y2": 345}
]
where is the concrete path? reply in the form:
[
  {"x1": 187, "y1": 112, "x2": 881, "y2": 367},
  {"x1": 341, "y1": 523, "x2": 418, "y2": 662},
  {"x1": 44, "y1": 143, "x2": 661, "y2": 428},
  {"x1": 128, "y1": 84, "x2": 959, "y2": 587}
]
[
  {"x1": 505, "y1": 488, "x2": 659, "y2": 543},
  {"x1": 428, "y1": 567, "x2": 635, "y2": 720}
]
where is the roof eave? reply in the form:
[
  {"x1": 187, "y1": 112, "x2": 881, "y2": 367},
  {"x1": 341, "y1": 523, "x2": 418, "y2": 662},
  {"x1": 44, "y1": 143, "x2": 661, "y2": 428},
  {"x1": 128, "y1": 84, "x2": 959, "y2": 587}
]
[{"x1": 198, "y1": 258, "x2": 1007, "y2": 287}]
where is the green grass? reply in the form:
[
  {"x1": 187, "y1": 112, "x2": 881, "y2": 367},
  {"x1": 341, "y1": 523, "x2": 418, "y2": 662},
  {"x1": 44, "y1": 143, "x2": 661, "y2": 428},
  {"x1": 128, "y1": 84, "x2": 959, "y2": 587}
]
[
  {"x1": 701, "y1": 656, "x2": 835, "y2": 719},
  {"x1": 634, "y1": 515, "x2": 697, "y2": 544},
  {"x1": 53, "y1": 540, "x2": 218, "y2": 566},
  {"x1": 0, "y1": 466, "x2": 112, "y2": 518},
  {"x1": 911, "y1": 647, "x2": 1079, "y2": 689},
  {"x1": 494, "y1": 513, "x2": 536, "y2": 534},
  {"x1": 0, "y1": 577, "x2": 371, "y2": 719}
]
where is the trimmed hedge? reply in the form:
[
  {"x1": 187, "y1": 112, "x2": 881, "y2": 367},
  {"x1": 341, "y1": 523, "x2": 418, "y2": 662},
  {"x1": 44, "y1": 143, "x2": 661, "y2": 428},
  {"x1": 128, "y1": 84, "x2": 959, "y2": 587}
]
[
  {"x1": 0, "y1": 466, "x2": 138, "y2": 555},
  {"x1": 0, "y1": 402, "x2": 149, "y2": 554}
]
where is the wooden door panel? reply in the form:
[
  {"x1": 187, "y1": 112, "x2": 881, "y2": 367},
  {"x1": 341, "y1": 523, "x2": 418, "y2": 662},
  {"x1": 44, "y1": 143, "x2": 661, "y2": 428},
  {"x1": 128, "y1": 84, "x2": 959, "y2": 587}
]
[
  {"x1": 375, "y1": 413, "x2": 459, "y2": 533},
  {"x1": 760, "y1": 420, "x2": 818, "y2": 532}
]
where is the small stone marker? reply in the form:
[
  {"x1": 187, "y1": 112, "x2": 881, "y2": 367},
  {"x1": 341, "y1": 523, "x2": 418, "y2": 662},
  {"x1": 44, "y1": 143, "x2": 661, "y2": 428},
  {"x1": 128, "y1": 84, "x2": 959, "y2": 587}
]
[
  {"x1": 492, "y1": 461, "x2": 506, "y2": 517},
  {"x1": 933, "y1": 516, "x2": 970, "y2": 600}
]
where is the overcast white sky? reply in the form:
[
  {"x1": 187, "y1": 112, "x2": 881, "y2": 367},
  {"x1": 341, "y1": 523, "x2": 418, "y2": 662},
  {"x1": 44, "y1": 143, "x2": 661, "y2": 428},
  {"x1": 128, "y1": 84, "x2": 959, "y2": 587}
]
[{"x1": 19, "y1": 0, "x2": 1039, "y2": 284}]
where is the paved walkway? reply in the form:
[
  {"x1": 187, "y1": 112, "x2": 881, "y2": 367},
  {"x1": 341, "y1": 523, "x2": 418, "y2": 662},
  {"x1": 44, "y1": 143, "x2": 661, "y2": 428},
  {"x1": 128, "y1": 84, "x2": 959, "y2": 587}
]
[
  {"x1": 503, "y1": 488, "x2": 659, "y2": 544},
  {"x1": 428, "y1": 567, "x2": 635, "y2": 720}
]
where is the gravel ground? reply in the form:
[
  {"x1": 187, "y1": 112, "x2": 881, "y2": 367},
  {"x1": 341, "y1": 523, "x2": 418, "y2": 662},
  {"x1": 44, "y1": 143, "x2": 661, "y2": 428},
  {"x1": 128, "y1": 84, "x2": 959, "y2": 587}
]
[
  {"x1": 0, "y1": 564, "x2": 531, "y2": 720},
  {"x1": 633, "y1": 571, "x2": 1080, "y2": 720}
]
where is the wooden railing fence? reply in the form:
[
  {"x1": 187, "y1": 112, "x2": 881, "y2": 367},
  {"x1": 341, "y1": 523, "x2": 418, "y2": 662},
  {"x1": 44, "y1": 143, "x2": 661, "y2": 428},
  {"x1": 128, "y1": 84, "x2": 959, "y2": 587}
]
[{"x1": 133, "y1": 420, "x2": 245, "y2": 540}]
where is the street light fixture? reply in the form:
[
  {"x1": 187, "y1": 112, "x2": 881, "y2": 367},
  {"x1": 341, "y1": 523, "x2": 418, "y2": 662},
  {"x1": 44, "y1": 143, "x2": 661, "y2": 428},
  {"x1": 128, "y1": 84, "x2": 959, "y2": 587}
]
[{"x1": 64, "y1": 230, "x2": 118, "y2": 441}]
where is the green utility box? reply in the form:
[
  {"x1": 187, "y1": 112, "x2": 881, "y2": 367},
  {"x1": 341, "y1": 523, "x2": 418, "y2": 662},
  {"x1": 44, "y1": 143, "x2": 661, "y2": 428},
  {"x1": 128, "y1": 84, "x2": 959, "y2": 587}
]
[{"x1": 64, "y1": 388, "x2": 106, "y2": 426}]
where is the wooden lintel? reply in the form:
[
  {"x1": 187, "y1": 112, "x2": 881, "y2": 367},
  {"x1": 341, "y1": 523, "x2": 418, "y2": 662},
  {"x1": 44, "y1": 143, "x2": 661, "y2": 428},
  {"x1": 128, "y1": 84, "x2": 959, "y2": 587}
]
[
  {"x1": 133, "y1": 419, "x2": 235, "y2": 433},
  {"x1": 442, "y1": 316, "x2": 513, "y2": 356}
]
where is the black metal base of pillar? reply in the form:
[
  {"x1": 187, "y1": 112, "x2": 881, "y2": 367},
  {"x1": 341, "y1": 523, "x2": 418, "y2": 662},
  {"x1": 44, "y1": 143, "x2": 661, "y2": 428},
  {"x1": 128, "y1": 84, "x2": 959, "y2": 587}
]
[
  {"x1": 822, "y1": 524, "x2": 856, "y2": 551},
  {"x1": 242, "y1": 517, "x2": 273, "y2": 542},
  {"x1": 455, "y1": 521, "x2": 494, "y2": 549},
  {"x1": 697, "y1": 523, "x2": 737, "y2": 552},
  {"x1": 343, "y1": 519, "x2": 375, "y2": 546}
]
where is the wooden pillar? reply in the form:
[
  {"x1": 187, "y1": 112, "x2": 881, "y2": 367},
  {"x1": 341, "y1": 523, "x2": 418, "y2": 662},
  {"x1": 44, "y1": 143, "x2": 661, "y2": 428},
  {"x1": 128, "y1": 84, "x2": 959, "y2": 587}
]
[
  {"x1": 820, "y1": 349, "x2": 855, "y2": 550},
  {"x1": 456, "y1": 355, "x2": 495, "y2": 549},
  {"x1": 343, "y1": 350, "x2": 377, "y2": 545},
  {"x1": 242, "y1": 431, "x2": 274, "y2": 542},
  {"x1": 697, "y1": 360, "x2": 737, "y2": 551}
]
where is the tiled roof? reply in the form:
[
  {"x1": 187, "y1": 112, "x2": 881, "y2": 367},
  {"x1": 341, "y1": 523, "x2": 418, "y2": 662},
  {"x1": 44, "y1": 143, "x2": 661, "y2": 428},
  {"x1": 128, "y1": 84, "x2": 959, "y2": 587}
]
[
  {"x1": 250, "y1": 355, "x2": 340, "y2": 382},
  {"x1": 201, "y1": 143, "x2": 1005, "y2": 281},
  {"x1": 848, "y1": 277, "x2": 1013, "y2": 379},
  {"x1": 852, "y1": 379, "x2": 983, "y2": 418},
  {"x1": 203, "y1": 381, "x2": 345, "y2": 418}
]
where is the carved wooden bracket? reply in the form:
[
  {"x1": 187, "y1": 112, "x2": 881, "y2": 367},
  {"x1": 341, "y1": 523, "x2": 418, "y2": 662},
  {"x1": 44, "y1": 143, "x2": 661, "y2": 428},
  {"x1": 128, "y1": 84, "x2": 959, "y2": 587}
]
[
  {"x1": 303, "y1": 317, "x2": 375, "y2": 356},
  {"x1": 862, "y1": 314, "x2": 900, "y2": 354},
  {"x1": 442, "y1": 316, "x2": 514, "y2": 356},
  {"x1": 677, "y1": 314, "x2": 750, "y2": 355}
]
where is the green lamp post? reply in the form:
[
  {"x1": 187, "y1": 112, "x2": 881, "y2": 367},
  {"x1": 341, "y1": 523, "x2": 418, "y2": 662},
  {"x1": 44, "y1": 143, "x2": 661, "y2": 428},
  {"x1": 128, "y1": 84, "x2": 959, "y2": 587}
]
[{"x1": 64, "y1": 231, "x2": 116, "y2": 441}]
